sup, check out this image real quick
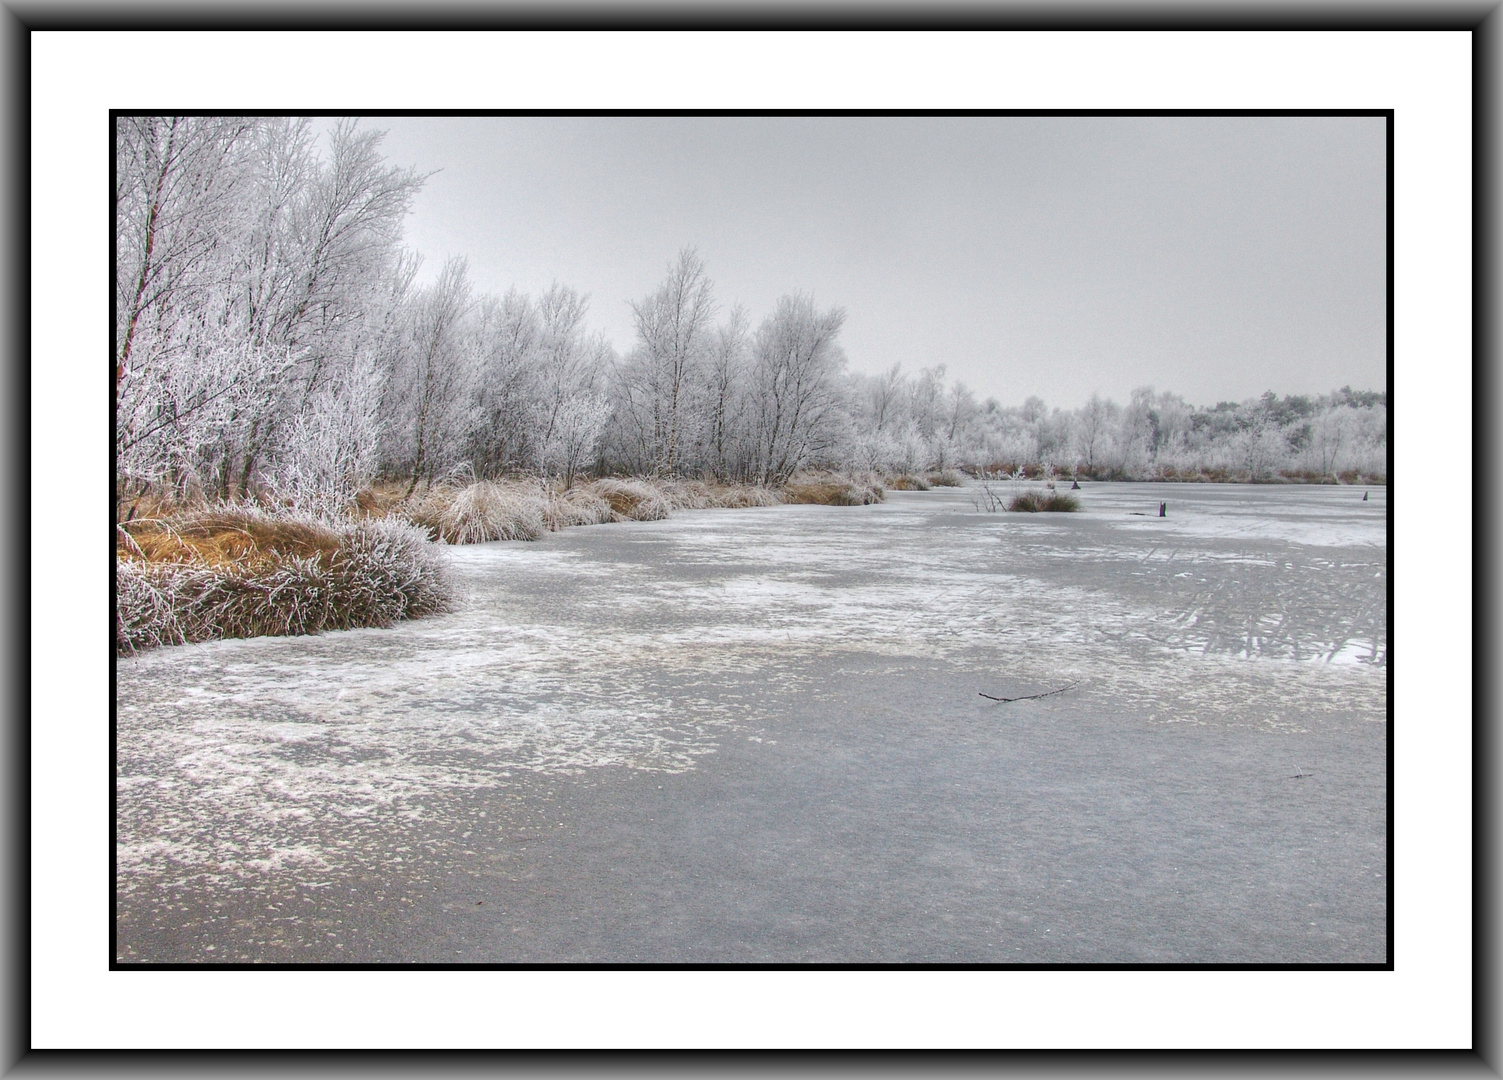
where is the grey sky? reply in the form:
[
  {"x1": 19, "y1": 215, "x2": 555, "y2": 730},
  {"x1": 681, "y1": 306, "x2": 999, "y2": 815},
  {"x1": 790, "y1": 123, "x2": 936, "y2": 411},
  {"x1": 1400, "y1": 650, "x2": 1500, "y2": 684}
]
[{"x1": 351, "y1": 115, "x2": 1386, "y2": 411}]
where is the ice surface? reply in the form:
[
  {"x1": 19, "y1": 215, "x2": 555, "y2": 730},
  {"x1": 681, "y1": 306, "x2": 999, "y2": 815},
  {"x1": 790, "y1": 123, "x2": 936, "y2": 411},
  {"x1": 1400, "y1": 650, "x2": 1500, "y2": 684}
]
[{"x1": 117, "y1": 482, "x2": 1387, "y2": 895}]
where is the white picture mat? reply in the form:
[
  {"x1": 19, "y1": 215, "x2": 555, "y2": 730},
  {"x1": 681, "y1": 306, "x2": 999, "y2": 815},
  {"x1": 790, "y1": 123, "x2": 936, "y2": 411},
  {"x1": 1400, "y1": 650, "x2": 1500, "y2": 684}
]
[{"x1": 32, "y1": 29, "x2": 1470, "y2": 1049}]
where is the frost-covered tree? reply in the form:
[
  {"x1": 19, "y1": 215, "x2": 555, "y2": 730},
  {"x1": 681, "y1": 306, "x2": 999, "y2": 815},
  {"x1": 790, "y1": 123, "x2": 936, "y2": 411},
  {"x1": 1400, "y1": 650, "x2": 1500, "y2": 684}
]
[
  {"x1": 237, "y1": 120, "x2": 423, "y2": 497},
  {"x1": 115, "y1": 116, "x2": 423, "y2": 511},
  {"x1": 1072, "y1": 393, "x2": 1112, "y2": 475},
  {"x1": 865, "y1": 364, "x2": 906, "y2": 435},
  {"x1": 541, "y1": 395, "x2": 612, "y2": 485},
  {"x1": 115, "y1": 116, "x2": 262, "y2": 496},
  {"x1": 382, "y1": 258, "x2": 478, "y2": 494},
  {"x1": 529, "y1": 284, "x2": 612, "y2": 474},
  {"x1": 619, "y1": 248, "x2": 717, "y2": 473},
  {"x1": 269, "y1": 353, "x2": 386, "y2": 519},
  {"x1": 699, "y1": 305, "x2": 750, "y2": 480},
  {"x1": 115, "y1": 116, "x2": 257, "y2": 393},
  {"x1": 469, "y1": 289, "x2": 542, "y2": 475},
  {"x1": 745, "y1": 294, "x2": 848, "y2": 484}
]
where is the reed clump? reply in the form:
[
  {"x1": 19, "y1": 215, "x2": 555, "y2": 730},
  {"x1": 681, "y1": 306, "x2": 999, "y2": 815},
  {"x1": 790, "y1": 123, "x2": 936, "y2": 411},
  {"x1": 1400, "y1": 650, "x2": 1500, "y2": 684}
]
[
  {"x1": 583, "y1": 478, "x2": 672, "y2": 522},
  {"x1": 116, "y1": 508, "x2": 455, "y2": 656},
  {"x1": 541, "y1": 485, "x2": 616, "y2": 530},
  {"x1": 401, "y1": 480, "x2": 549, "y2": 543},
  {"x1": 782, "y1": 472, "x2": 886, "y2": 506},
  {"x1": 386, "y1": 476, "x2": 785, "y2": 545},
  {"x1": 657, "y1": 478, "x2": 784, "y2": 510},
  {"x1": 1007, "y1": 490, "x2": 1080, "y2": 513}
]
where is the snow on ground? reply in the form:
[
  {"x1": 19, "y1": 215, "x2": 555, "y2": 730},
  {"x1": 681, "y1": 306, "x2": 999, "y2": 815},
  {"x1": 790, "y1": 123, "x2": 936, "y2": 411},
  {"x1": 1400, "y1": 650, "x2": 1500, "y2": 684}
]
[{"x1": 116, "y1": 482, "x2": 1387, "y2": 891}]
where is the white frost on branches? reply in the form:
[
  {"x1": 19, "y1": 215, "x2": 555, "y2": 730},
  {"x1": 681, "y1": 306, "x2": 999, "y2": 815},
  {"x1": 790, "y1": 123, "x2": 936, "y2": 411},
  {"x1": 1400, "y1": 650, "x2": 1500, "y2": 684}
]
[{"x1": 115, "y1": 118, "x2": 1389, "y2": 510}]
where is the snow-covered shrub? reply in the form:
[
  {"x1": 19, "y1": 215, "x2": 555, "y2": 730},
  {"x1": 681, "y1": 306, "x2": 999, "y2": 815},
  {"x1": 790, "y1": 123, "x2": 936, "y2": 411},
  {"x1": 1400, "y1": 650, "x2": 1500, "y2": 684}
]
[
  {"x1": 115, "y1": 511, "x2": 453, "y2": 655},
  {"x1": 267, "y1": 362, "x2": 386, "y2": 521}
]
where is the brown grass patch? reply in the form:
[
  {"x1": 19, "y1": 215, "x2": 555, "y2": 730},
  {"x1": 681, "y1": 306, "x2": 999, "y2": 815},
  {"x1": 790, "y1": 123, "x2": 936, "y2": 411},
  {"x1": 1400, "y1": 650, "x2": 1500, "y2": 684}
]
[
  {"x1": 353, "y1": 482, "x2": 412, "y2": 519},
  {"x1": 782, "y1": 472, "x2": 885, "y2": 506},
  {"x1": 383, "y1": 476, "x2": 783, "y2": 546},
  {"x1": 583, "y1": 478, "x2": 672, "y2": 521},
  {"x1": 117, "y1": 509, "x2": 345, "y2": 568},
  {"x1": 116, "y1": 509, "x2": 454, "y2": 655},
  {"x1": 542, "y1": 486, "x2": 615, "y2": 530}
]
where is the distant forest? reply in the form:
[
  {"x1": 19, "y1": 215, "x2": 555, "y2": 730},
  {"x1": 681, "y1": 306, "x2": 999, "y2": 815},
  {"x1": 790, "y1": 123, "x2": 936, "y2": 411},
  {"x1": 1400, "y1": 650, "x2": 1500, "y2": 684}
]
[{"x1": 116, "y1": 117, "x2": 1387, "y2": 519}]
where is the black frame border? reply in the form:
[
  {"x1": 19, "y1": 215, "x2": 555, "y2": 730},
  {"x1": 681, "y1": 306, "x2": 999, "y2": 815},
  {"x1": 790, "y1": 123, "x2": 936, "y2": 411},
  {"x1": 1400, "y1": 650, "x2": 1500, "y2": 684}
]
[{"x1": 107, "y1": 106, "x2": 1395, "y2": 977}]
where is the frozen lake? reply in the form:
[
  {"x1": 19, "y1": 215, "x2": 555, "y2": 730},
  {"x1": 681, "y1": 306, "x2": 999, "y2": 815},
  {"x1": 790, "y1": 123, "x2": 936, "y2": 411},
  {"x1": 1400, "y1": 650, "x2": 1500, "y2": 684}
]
[{"x1": 116, "y1": 482, "x2": 1388, "y2": 963}]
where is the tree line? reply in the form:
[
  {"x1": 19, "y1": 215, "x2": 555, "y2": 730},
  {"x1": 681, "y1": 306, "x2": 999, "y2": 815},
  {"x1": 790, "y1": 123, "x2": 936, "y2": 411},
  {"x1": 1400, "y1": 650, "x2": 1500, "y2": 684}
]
[
  {"x1": 115, "y1": 117, "x2": 1387, "y2": 520},
  {"x1": 888, "y1": 384, "x2": 1389, "y2": 483}
]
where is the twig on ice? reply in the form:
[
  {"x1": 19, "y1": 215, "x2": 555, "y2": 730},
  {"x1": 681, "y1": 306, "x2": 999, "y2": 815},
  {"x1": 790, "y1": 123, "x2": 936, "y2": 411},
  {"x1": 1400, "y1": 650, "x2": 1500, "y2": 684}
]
[{"x1": 979, "y1": 681, "x2": 1079, "y2": 703}]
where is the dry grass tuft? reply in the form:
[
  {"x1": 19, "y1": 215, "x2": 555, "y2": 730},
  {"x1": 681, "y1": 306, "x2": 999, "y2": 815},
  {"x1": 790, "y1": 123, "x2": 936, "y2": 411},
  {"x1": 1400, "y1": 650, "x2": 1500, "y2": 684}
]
[
  {"x1": 583, "y1": 478, "x2": 672, "y2": 522},
  {"x1": 370, "y1": 470, "x2": 869, "y2": 552},
  {"x1": 397, "y1": 476, "x2": 787, "y2": 542},
  {"x1": 117, "y1": 508, "x2": 343, "y2": 568},
  {"x1": 658, "y1": 479, "x2": 784, "y2": 510},
  {"x1": 1008, "y1": 490, "x2": 1080, "y2": 513},
  {"x1": 709, "y1": 484, "x2": 783, "y2": 509},
  {"x1": 353, "y1": 482, "x2": 412, "y2": 519},
  {"x1": 926, "y1": 469, "x2": 965, "y2": 487},
  {"x1": 885, "y1": 474, "x2": 931, "y2": 491},
  {"x1": 402, "y1": 480, "x2": 547, "y2": 543},
  {"x1": 390, "y1": 477, "x2": 672, "y2": 544},
  {"x1": 782, "y1": 472, "x2": 886, "y2": 506},
  {"x1": 116, "y1": 510, "x2": 454, "y2": 655},
  {"x1": 541, "y1": 486, "x2": 615, "y2": 530}
]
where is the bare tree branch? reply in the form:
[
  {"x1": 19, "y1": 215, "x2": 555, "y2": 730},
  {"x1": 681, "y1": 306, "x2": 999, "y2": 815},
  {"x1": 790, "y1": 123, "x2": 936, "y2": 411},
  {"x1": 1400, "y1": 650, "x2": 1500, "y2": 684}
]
[{"x1": 979, "y1": 681, "x2": 1079, "y2": 704}]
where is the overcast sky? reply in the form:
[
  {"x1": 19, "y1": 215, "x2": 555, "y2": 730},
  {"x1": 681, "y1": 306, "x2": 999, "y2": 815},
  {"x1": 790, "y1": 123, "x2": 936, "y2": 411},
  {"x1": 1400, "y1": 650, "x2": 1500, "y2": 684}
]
[{"x1": 344, "y1": 115, "x2": 1386, "y2": 411}]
